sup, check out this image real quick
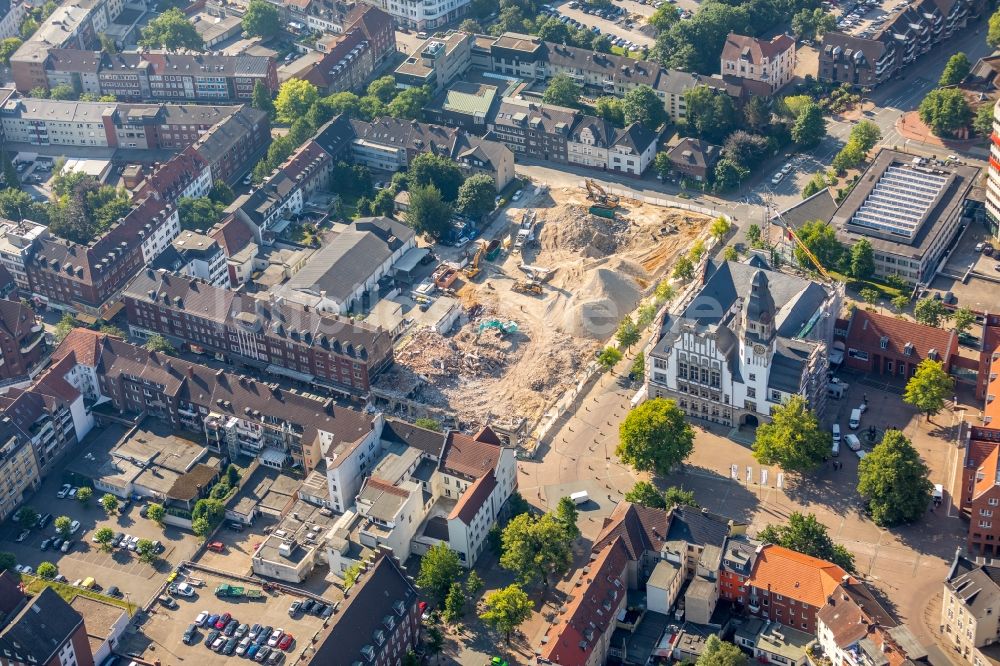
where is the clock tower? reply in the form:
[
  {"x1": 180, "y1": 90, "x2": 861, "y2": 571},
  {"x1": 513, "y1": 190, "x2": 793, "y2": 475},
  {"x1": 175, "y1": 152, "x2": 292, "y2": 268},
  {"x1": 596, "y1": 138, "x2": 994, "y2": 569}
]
[{"x1": 741, "y1": 270, "x2": 776, "y2": 362}]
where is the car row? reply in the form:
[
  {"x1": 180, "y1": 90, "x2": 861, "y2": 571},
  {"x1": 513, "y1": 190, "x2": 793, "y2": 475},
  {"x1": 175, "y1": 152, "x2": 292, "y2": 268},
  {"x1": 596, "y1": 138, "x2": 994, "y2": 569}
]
[
  {"x1": 191, "y1": 612, "x2": 292, "y2": 663},
  {"x1": 770, "y1": 162, "x2": 794, "y2": 186},
  {"x1": 287, "y1": 597, "x2": 333, "y2": 618}
]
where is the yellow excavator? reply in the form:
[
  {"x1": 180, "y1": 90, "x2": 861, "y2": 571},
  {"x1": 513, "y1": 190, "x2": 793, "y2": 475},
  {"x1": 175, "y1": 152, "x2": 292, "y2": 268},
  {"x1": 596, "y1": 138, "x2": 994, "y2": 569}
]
[
  {"x1": 584, "y1": 179, "x2": 619, "y2": 209},
  {"x1": 511, "y1": 280, "x2": 543, "y2": 295},
  {"x1": 463, "y1": 242, "x2": 486, "y2": 280}
]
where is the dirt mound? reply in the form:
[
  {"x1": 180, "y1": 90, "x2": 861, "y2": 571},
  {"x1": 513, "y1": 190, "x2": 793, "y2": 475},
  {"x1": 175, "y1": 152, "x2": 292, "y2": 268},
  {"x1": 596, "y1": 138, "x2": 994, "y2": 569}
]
[
  {"x1": 538, "y1": 205, "x2": 631, "y2": 258},
  {"x1": 561, "y1": 266, "x2": 641, "y2": 338}
]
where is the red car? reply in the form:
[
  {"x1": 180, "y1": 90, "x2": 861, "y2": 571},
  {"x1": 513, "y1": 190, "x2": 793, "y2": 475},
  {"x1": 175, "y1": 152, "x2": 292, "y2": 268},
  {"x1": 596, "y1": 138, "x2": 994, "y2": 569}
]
[
  {"x1": 278, "y1": 634, "x2": 294, "y2": 651},
  {"x1": 215, "y1": 612, "x2": 232, "y2": 630}
]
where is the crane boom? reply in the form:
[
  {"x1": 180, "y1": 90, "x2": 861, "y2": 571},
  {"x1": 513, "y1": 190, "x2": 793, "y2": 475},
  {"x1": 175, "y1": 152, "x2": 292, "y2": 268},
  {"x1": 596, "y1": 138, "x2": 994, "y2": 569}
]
[{"x1": 764, "y1": 190, "x2": 834, "y2": 282}]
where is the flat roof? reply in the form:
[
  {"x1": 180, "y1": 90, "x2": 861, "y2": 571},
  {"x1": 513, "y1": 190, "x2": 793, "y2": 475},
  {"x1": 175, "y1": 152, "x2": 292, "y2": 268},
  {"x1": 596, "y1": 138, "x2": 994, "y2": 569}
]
[
  {"x1": 255, "y1": 499, "x2": 337, "y2": 564},
  {"x1": 231, "y1": 465, "x2": 301, "y2": 516}
]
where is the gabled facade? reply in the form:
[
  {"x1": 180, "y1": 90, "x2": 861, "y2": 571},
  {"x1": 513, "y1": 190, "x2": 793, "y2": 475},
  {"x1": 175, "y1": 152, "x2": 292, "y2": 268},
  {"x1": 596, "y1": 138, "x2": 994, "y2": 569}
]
[{"x1": 720, "y1": 33, "x2": 796, "y2": 93}]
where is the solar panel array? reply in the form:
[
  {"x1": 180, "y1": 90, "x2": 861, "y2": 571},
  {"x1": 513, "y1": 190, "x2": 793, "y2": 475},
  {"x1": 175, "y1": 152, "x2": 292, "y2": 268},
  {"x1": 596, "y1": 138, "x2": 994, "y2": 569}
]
[{"x1": 849, "y1": 165, "x2": 948, "y2": 238}]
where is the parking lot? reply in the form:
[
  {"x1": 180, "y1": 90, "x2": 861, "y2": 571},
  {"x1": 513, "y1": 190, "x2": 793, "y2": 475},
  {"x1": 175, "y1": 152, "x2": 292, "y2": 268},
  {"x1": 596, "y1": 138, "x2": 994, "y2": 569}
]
[
  {"x1": 834, "y1": 0, "x2": 908, "y2": 38},
  {"x1": 124, "y1": 569, "x2": 333, "y2": 666},
  {"x1": 929, "y1": 221, "x2": 1000, "y2": 313},
  {"x1": 552, "y1": 0, "x2": 656, "y2": 50},
  {"x1": 3, "y1": 457, "x2": 203, "y2": 606},
  {"x1": 13, "y1": 154, "x2": 54, "y2": 202}
]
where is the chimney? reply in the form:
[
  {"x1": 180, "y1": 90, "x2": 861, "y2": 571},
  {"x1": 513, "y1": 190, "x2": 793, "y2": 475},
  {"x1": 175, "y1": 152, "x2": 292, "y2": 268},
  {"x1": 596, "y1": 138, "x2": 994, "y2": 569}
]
[{"x1": 187, "y1": 367, "x2": 194, "y2": 378}]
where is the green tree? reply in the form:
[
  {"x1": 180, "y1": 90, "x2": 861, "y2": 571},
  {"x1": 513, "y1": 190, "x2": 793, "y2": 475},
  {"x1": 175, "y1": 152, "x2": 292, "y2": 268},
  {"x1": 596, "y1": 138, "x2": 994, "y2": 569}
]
[
  {"x1": 850, "y1": 120, "x2": 882, "y2": 152},
  {"x1": 425, "y1": 625, "x2": 444, "y2": 663},
  {"x1": 55, "y1": 515, "x2": 71, "y2": 538},
  {"x1": 500, "y1": 513, "x2": 572, "y2": 591},
  {"x1": 832, "y1": 140, "x2": 867, "y2": 173},
  {"x1": 723, "y1": 246, "x2": 739, "y2": 262},
  {"x1": 617, "y1": 398, "x2": 694, "y2": 475},
  {"x1": 625, "y1": 480, "x2": 666, "y2": 508},
  {"x1": 801, "y1": 172, "x2": 828, "y2": 199},
  {"x1": 649, "y1": 3, "x2": 681, "y2": 31},
  {"x1": 275, "y1": 79, "x2": 319, "y2": 124},
  {"x1": 629, "y1": 351, "x2": 646, "y2": 381},
  {"x1": 37, "y1": 562, "x2": 57, "y2": 580},
  {"x1": 859, "y1": 287, "x2": 879, "y2": 306},
  {"x1": 857, "y1": 430, "x2": 933, "y2": 526},
  {"x1": 147, "y1": 502, "x2": 166, "y2": 525},
  {"x1": 891, "y1": 295, "x2": 910, "y2": 312},
  {"x1": 414, "y1": 417, "x2": 442, "y2": 431},
  {"x1": 745, "y1": 224, "x2": 762, "y2": 248},
  {"x1": 781, "y1": 94, "x2": 814, "y2": 119},
  {"x1": 459, "y1": 18, "x2": 483, "y2": 32},
  {"x1": 543, "y1": 74, "x2": 582, "y2": 108},
  {"x1": 710, "y1": 216, "x2": 731, "y2": 242},
  {"x1": 0, "y1": 552, "x2": 15, "y2": 572},
  {"x1": 597, "y1": 346, "x2": 623, "y2": 372},
  {"x1": 456, "y1": 174, "x2": 496, "y2": 219},
  {"x1": 417, "y1": 543, "x2": 461, "y2": 605},
  {"x1": 672, "y1": 254, "x2": 695, "y2": 280},
  {"x1": 752, "y1": 395, "x2": 829, "y2": 473},
  {"x1": 20, "y1": 17, "x2": 39, "y2": 40},
  {"x1": 367, "y1": 75, "x2": 398, "y2": 104},
  {"x1": 903, "y1": 358, "x2": 954, "y2": 420},
  {"x1": 54, "y1": 313, "x2": 77, "y2": 344},
  {"x1": 76, "y1": 486, "x2": 92, "y2": 504},
  {"x1": 975, "y1": 104, "x2": 994, "y2": 136},
  {"x1": 939, "y1": 52, "x2": 971, "y2": 87},
  {"x1": 406, "y1": 183, "x2": 453, "y2": 239},
  {"x1": 722, "y1": 131, "x2": 769, "y2": 170},
  {"x1": 409, "y1": 153, "x2": 464, "y2": 201},
  {"x1": 387, "y1": 85, "x2": 430, "y2": 120},
  {"x1": 144, "y1": 334, "x2": 176, "y2": 355},
  {"x1": 242, "y1": 0, "x2": 280, "y2": 37},
  {"x1": 615, "y1": 315, "x2": 640, "y2": 350},
  {"x1": 226, "y1": 464, "x2": 239, "y2": 487},
  {"x1": 757, "y1": 512, "x2": 855, "y2": 571},
  {"x1": 209, "y1": 179, "x2": 235, "y2": 205},
  {"x1": 466, "y1": 570, "x2": 485, "y2": 597},
  {"x1": 343, "y1": 562, "x2": 363, "y2": 590},
  {"x1": 663, "y1": 486, "x2": 699, "y2": 508},
  {"x1": 192, "y1": 498, "x2": 226, "y2": 530},
  {"x1": 914, "y1": 297, "x2": 949, "y2": 327},
  {"x1": 178, "y1": 196, "x2": 226, "y2": 231},
  {"x1": 792, "y1": 102, "x2": 826, "y2": 147},
  {"x1": 697, "y1": 635, "x2": 747, "y2": 666},
  {"x1": 443, "y1": 582, "x2": 466, "y2": 623},
  {"x1": 251, "y1": 81, "x2": 275, "y2": 118},
  {"x1": 16, "y1": 507, "x2": 37, "y2": 529},
  {"x1": 918, "y1": 88, "x2": 972, "y2": 136},
  {"x1": 655, "y1": 280, "x2": 676, "y2": 306},
  {"x1": 49, "y1": 84, "x2": 77, "y2": 100},
  {"x1": 139, "y1": 8, "x2": 203, "y2": 50},
  {"x1": 850, "y1": 238, "x2": 875, "y2": 280},
  {"x1": 0, "y1": 38, "x2": 22, "y2": 67},
  {"x1": 94, "y1": 527, "x2": 115, "y2": 552},
  {"x1": 795, "y1": 219, "x2": 843, "y2": 272},
  {"x1": 192, "y1": 517, "x2": 210, "y2": 538},
  {"x1": 136, "y1": 539, "x2": 158, "y2": 563},
  {"x1": 712, "y1": 158, "x2": 749, "y2": 193},
  {"x1": 953, "y1": 307, "x2": 976, "y2": 335},
  {"x1": 990, "y1": 8, "x2": 1000, "y2": 47},
  {"x1": 479, "y1": 584, "x2": 533, "y2": 643},
  {"x1": 555, "y1": 496, "x2": 581, "y2": 542},
  {"x1": 594, "y1": 96, "x2": 625, "y2": 126},
  {"x1": 623, "y1": 84, "x2": 667, "y2": 130},
  {"x1": 101, "y1": 493, "x2": 119, "y2": 516},
  {"x1": 683, "y1": 85, "x2": 736, "y2": 143}
]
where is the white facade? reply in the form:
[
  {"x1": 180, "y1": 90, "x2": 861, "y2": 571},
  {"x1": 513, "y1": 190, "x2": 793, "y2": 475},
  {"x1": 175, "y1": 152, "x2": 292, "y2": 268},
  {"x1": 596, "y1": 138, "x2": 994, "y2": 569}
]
[
  {"x1": 610, "y1": 138, "x2": 656, "y2": 175},
  {"x1": 444, "y1": 446, "x2": 515, "y2": 567},
  {"x1": 324, "y1": 416, "x2": 385, "y2": 513},
  {"x1": 139, "y1": 206, "x2": 182, "y2": 264},
  {"x1": 987, "y1": 99, "x2": 1000, "y2": 237},
  {"x1": 0, "y1": 1, "x2": 28, "y2": 41},
  {"x1": 375, "y1": 0, "x2": 469, "y2": 30}
]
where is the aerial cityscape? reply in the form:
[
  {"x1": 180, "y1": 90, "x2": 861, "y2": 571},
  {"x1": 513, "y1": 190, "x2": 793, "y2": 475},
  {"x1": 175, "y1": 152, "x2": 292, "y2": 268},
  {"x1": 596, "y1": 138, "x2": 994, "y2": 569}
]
[{"x1": 0, "y1": 0, "x2": 997, "y2": 663}]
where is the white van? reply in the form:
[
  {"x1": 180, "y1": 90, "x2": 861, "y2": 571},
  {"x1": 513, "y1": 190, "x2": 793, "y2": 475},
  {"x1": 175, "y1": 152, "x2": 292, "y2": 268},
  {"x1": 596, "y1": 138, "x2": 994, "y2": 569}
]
[
  {"x1": 933, "y1": 484, "x2": 944, "y2": 504},
  {"x1": 831, "y1": 424, "x2": 841, "y2": 456},
  {"x1": 570, "y1": 490, "x2": 589, "y2": 506},
  {"x1": 849, "y1": 408, "x2": 862, "y2": 430},
  {"x1": 845, "y1": 434, "x2": 861, "y2": 451}
]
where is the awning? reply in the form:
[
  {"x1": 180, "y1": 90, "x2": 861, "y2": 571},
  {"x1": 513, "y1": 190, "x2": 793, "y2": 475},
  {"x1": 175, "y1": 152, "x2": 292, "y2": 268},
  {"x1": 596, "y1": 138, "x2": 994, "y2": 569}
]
[{"x1": 265, "y1": 364, "x2": 314, "y2": 383}]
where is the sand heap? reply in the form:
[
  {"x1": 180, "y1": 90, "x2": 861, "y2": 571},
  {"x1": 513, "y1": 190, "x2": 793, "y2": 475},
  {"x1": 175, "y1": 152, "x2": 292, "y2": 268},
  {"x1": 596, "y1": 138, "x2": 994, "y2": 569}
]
[
  {"x1": 538, "y1": 205, "x2": 634, "y2": 258},
  {"x1": 560, "y1": 264, "x2": 642, "y2": 339}
]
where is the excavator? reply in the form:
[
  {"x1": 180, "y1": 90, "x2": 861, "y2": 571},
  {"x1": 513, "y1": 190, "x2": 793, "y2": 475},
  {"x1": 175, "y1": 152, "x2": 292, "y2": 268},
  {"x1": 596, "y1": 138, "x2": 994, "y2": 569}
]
[
  {"x1": 463, "y1": 242, "x2": 486, "y2": 280},
  {"x1": 511, "y1": 280, "x2": 543, "y2": 296},
  {"x1": 584, "y1": 179, "x2": 619, "y2": 209}
]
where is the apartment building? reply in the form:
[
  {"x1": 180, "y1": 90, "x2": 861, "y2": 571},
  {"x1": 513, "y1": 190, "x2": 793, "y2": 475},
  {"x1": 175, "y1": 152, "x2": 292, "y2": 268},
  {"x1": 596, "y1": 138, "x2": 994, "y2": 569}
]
[
  {"x1": 842, "y1": 309, "x2": 958, "y2": 378},
  {"x1": 0, "y1": 587, "x2": 95, "y2": 666},
  {"x1": 51, "y1": 328, "x2": 379, "y2": 472},
  {"x1": 395, "y1": 31, "x2": 474, "y2": 93},
  {"x1": 18, "y1": 50, "x2": 281, "y2": 103},
  {"x1": 487, "y1": 32, "x2": 724, "y2": 120},
  {"x1": 648, "y1": 256, "x2": 839, "y2": 427},
  {"x1": 372, "y1": 0, "x2": 470, "y2": 30},
  {"x1": 942, "y1": 552, "x2": 1000, "y2": 664},
  {"x1": 190, "y1": 106, "x2": 271, "y2": 186},
  {"x1": 0, "y1": 420, "x2": 41, "y2": 523},
  {"x1": 151, "y1": 231, "x2": 229, "y2": 288},
  {"x1": 959, "y1": 334, "x2": 1000, "y2": 554},
  {"x1": 0, "y1": 299, "x2": 48, "y2": 381},
  {"x1": 0, "y1": 221, "x2": 47, "y2": 294},
  {"x1": 829, "y1": 150, "x2": 981, "y2": 283},
  {"x1": 122, "y1": 269, "x2": 394, "y2": 398},
  {"x1": 819, "y1": 0, "x2": 984, "y2": 87},
  {"x1": 987, "y1": 98, "x2": 1000, "y2": 235},
  {"x1": 349, "y1": 117, "x2": 515, "y2": 190},
  {"x1": 310, "y1": 550, "x2": 421, "y2": 666},
  {"x1": 720, "y1": 33, "x2": 796, "y2": 93},
  {"x1": 296, "y1": 6, "x2": 396, "y2": 95},
  {"x1": 0, "y1": 0, "x2": 28, "y2": 42}
]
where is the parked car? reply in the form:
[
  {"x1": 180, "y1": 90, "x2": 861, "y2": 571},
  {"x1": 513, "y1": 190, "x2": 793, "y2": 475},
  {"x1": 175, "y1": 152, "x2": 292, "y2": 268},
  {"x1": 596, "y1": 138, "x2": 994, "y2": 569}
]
[
  {"x1": 255, "y1": 646, "x2": 271, "y2": 663},
  {"x1": 183, "y1": 624, "x2": 198, "y2": 645},
  {"x1": 40, "y1": 538, "x2": 51, "y2": 551},
  {"x1": 236, "y1": 637, "x2": 253, "y2": 656},
  {"x1": 215, "y1": 613, "x2": 231, "y2": 629},
  {"x1": 771, "y1": 172, "x2": 783, "y2": 185},
  {"x1": 195, "y1": 611, "x2": 209, "y2": 626},
  {"x1": 172, "y1": 583, "x2": 195, "y2": 597},
  {"x1": 845, "y1": 434, "x2": 862, "y2": 451},
  {"x1": 236, "y1": 624, "x2": 249, "y2": 639},
  {"x1": 268, "y1": 629, "x2": 284, "y2": 647},
  {"x1": 320, "y1": 604, "x2": 334, "y2": 619},
  {"x1": 212, "y1": 635, "x2": 226, "y2": 652},
  {"x1": 288, "y1": 601, "x2": 300, "y2": 616},
  {"x1": 247, "y1": 644, "x2": 261, "y2": 660},
  {"x1": 107, "y1": 586, "x2": 122, "y2": 598},
  {"x1": 223, "y1": 638, "x2": 238, "y2": 655},
  {"x1": 204, "y1": 629, "x2": 220, "y2": 647},
  {"x1": 257, "y1": 626, "x2": 273, "y2": 646},
  {"x1": 268, "y1": 651, "x2": 285, "y2": 665},
  {"x1": 248, "y1": 624, "x2": 262, "y2": 640},
  {"x1": 68, "y1": 488, "x2": 78, "y2": 499},
  {"x1": 300, "y1": 598, "x2": 314, "y2": 614},
  {"x1": 278, "y1": 634, "x2": 293, "y2": 651},
  {"x1": 68, "y1": 520, "x2": 80, "y2": 534},
  {"x1": 16, "y1": 529, "x2": 29, "y2": 542},
  {"x1": 52, "y1": 537, "x2": 63, "y2": 550},
  {"x1": 207, "y1": 614, "x2": 221, "y2": 628},
  {"x1": 61, "y1": 539, "x2": 75, "y2": 553},
  {"x1": 57, "y1": 484, "x2": 71, "y2": 498},
  {"x1": 158, "y1": 595, "x2": 178, "y2": 609},
  {"x1": 224, "y1": 619, "x2": 238, "y2": 636}
]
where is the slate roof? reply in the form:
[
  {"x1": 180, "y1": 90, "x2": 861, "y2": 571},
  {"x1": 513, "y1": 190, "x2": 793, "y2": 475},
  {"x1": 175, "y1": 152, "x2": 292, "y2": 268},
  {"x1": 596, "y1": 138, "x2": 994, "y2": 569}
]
[
  {"x1": 540, "y1": 537, "x2": 629, "y2": 666},
  {"x1": 191, "y1": 106, "x2": 268, "y2": 167},
  {"x1": 749, "y1": 545, "x2": 851, "y2": 608},
  {"x1": 946, "y1": 554, "x2": 1000, "y2": 618},
  {"x1": 721, "y1": 33, "x2": 795, "y2": 64},
  {"x1": 0, "y1": 587, "x2": 85, "y2": 665},
  {"x1": 47, "y1": 48, "x2": 103, "y2": 73},
  {"x1": 593, "y1": 501, "x2": 669, "y2": 560},
  {"x1": 280, "y1": 217, "x2": 414, "y2": 303},
  {"x1": 776, "y1": 187, "x2": 838, "y2": 231},
  {"x1": 311, "y1": 551, "x2": 418, "y2": 664},
  {"x1": 312, "y1": 114, "x2": 357, "y2": 159},
  {"x1": 381, "y1": 419, "x2": 444, "y2": 458},
  {"x1": 439, "y1": 426, "x2": 505, "y2": 480},
  {"x1": 666, "y1": 137, "x2": 720, "y2": 171},
  {"x1": 665, "y1": 506, "x2": 731, "y2": 547},
  {"x1": 448, "y1": 468, "x2": 497, "y2": 524}
]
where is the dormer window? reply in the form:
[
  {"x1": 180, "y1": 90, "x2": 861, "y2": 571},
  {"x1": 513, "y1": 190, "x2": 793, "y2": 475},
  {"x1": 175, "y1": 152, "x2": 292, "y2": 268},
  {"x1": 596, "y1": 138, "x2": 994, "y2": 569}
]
[{"x1": 880, "y1": 336, "x2": 889, "y2": 350}]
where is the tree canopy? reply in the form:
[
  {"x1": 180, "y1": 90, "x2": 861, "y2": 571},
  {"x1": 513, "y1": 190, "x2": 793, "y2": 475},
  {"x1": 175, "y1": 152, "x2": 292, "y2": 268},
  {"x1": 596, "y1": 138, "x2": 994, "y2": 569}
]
[
  {"x1": 178, "y1": 196, "x2": 226, "y2": 231},
  {"x1": 697, "y1": 635, "x2": 747, "y2": 666},
  {"x1": 617, "y1": 398, "x2": 694, "y2": 475},
  {"x1": 406, "y1": 183, "x2": 453, "y2": 239},
  {"x1": 242, "y1": 0, "x2": 280, "y2": 38},
  {"x1": 623, "y1": 85, "x2": 667, "y2": 131},
  {"x1": 758, "y1": 512, "x2": 855, "y2": 571},
  {"x1": 139, "y1": 8, "x2": 204, "y2": 50},
  {"x1": 479, "y1": 584, "x2": 533, "y2": 643},
  {"x1": 795, "y1": 219, "x2": 843, "y2": 272},
  {"x1": 542, "y1": 74, "x2": 582, "y2": 108},
  {"x1": 791, "y1": 102, "x2": 826, "y2": 147},
  {"x1": 0, "y1": 38, "x2": 22, "y2": 67},
  {"x1": 752, "y1": 395, "x2": 829, "y2": 473},
  {"x1": 903, "y1": 358, "x2": 954, "y2": 419},
  {"x1": 918, "y1": 88, "x2": 972, "y2": 136},
  {"x1": 939, "y1": 52, "x2": 971, "y2": 87},
  {"x1": 500, "y1": 512, "x2": 573, "y2": 590},
  {"x1": 914, "y1": 297, "x2": 949, "y2": 327},
  {"x1": 275, "y1": 79, "x2": 319, "y2": 125},
  {"x1": 850, "y1": 238, "x2": 875, "y2": 280},
  {"x1": 683, "y1": 85, "x2": 737, "y2": 143},
  {"x1": 416, "y1": 543, "x2": 461, "y2": 605},
  {"x1": 409, "y1": 153, "x2": 464, "y2": 201},
  {"x1": 456, "y1": 174, "x2": 496, "y2": 219},
  {"x1": 857, "y1": 429, "x2": 933, "y2": 526}
]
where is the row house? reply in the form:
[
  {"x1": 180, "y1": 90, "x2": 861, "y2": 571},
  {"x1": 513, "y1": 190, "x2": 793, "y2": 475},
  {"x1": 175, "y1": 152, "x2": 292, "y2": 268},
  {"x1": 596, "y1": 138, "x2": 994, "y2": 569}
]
[
  {"x1": 0, "y1": 299, "x2": 48, "y2": 382},
  {"x1": 189, "y1": 106, "x2": 271, "y2": 186},
  {"x1": 0, "y1": 420, "x2": 41, "y2": 523},
  {"x1": 52, "y1": 328, "x2": 379, "y2": 473},
  {"x1": 295, "y1": 6, "x2": 396, "y2": 95},
  {"x1": 842, "y1": 309, "x2": 958, "y2": 379},
  {"x1": 150, "y1": 231, "x2": 229, "y2": 288},
  {"x1": 122, "y1": 269, "x2": 394, "y2": 399},
  {"x1": 819, "y1": 0, "x2": 984, "y2": 87},
  {"x1": 720, "y1": 33, "x2": 796, "y2": 94},
  {"x1": 942, "y1": 552, "x2": 1000, "y2": 664},
  {"x1": 960, "y1": 326, "x2": 1000, "y2": 555}
]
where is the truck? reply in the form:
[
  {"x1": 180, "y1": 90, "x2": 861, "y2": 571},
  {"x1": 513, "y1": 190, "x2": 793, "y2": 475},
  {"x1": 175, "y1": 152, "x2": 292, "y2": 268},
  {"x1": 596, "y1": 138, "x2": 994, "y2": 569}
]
[
  {"x1": 206, "y1": 541, "x2": 225, "y2": 553},
  {"x1": 215, "y1": 584, "x2": 245, "y2": 597},
  {"x1": 588, "y1": 205, "x2": 616, "y2": 219},
  {"x1": 243, "y1": 588, "x2": 263, "y2": 599}
]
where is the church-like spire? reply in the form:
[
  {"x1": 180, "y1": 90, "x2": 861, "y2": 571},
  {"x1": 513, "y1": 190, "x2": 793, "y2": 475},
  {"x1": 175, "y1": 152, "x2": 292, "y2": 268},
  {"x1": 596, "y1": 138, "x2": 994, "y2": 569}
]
[{"x1": 742, "y1": 270, "x2": 775, "y2": 344}]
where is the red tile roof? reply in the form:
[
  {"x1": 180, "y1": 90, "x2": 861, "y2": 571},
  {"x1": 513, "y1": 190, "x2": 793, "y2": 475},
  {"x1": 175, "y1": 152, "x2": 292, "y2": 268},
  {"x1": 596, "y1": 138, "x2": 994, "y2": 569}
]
[
  {"x1": 210, "y1": 216, "x2": 256, "y2": 257},
  {"x1": 365, "y1": 477, "x2": 410, "y2": 499},
  {"x1": 53, "y1": 328, "x2": 104, "y2": 366},
  {"x1": 540, "y1": 538, "x2": 629, "y2": 666},
  {"x1": 721, "y1": 32, "x2": 795, "y2": 63},
  {"x1": 439, "y1": 428, "x2": 504, "y2": 479},
  {"x1": 845, "y1": 309, "x2": 957, "y2": 365},
  {"x1": 448, "y1": 469, "x2": 496, "y2": 524},
  {"x1": 749, "y1": 544, "x2": 852, "y2": 609}
]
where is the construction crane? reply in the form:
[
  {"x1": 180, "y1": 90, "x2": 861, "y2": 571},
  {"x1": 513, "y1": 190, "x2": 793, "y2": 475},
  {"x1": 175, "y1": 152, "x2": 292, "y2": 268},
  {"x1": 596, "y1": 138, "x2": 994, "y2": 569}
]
[
  {"x1": 584, "y1": 179, "x2": 619, "y2": 208},
  {"x1": 764, "y1": 191, "x2": 834, "y2": 282}
]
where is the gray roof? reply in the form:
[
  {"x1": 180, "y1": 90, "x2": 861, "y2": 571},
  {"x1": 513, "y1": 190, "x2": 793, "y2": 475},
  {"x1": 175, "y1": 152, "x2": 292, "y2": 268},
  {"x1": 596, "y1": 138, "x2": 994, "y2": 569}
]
[
  {"x1": 381, "y1": 418, "x2": 444, "y2": 458},
  {"x1": 0, "y1": 587, "x2": 84, "y2": 664},
  {"x1": 769, "y1": 338, "x2": 814, "y2": 393},
  {"x1": 667, "y1": 138, "x2": 720, "y2": 170},
  {"x1": 777, "y1": 188, "x2": 838, "y2": 231},
  {"x1": 3, "y1": 98, "x2": 112, "y2": 123},
  {"x1": 665, "y1": 506, "x2": 730, "y2": 548},
  {"x1": 282, "y1": 217, "x2": 414, "y2": 303},
  {"x1": 313, "y1": 114, "x2": 357, "y2": 158},
  {"x1": 946, "y1": 554, "x2": 1000, "y2": 617},
  {"x1": 494, "y1": 97, "x2": 577, "y2": 135},
  {"x1": 192, "y1": 106, "x2": 268, "y2": 166}
]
